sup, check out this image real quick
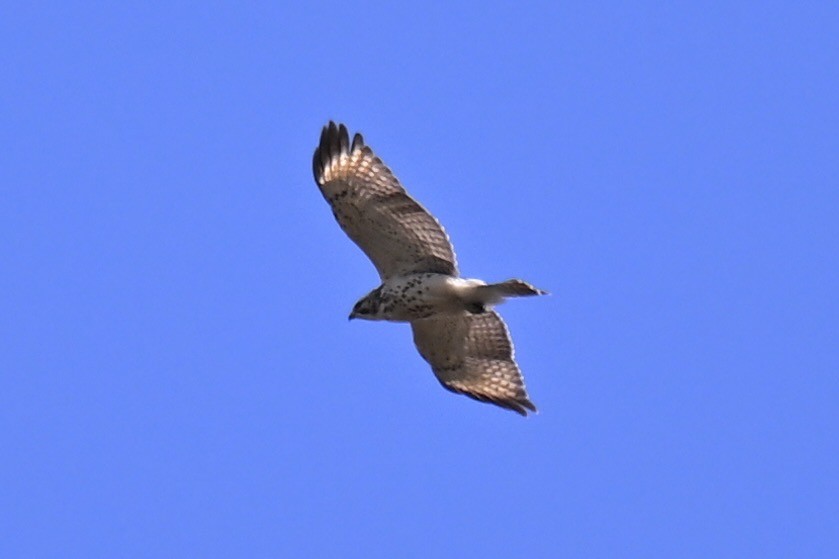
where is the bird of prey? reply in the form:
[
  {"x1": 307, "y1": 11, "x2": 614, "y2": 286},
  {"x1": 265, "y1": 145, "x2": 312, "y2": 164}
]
[{"x1": 312, "y1": 122, "x2": 546, "y2": 415}]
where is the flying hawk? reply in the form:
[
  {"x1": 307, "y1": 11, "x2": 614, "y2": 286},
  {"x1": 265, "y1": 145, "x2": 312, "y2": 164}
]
[{"x1": 312, "y1": 122, "x2": 546, "y2": 415}]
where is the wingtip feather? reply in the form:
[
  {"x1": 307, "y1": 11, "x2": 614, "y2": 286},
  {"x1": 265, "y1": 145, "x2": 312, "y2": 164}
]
[
  {"x1": 313, "y1": 121, "x2": 354, "y2": 184},
  {"x1": 351, "y1": 132, "x2": 365, "y2": 152},
  {"x1": 443, "y1": 382, "x2": 537, "y2": 417}
]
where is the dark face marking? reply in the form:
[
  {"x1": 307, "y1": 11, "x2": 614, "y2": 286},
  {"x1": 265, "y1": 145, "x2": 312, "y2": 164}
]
[
  {"x1": 350, "y1": 298, "x2": 373, "y2": 319},
  {"x1": 350, "y1": 285, "x2": 390, "y2": 319}
]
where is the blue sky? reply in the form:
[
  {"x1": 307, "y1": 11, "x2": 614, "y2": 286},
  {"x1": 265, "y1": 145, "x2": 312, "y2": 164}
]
[{"x1": 2, "y1": 2, "x2": 837, "y2": 557}]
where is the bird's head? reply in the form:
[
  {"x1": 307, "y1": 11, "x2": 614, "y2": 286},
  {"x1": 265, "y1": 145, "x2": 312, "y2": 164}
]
[{"x1": 349, "y1": 287, "x2": 386, "y2": 321}]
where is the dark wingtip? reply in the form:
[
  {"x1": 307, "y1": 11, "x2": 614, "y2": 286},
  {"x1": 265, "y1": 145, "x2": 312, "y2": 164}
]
[
  {"x1": 313, "y1": 121, "x2": 354, "y2": 184},
  {"x1": 337, "y1": 123, "x2": 349, "y2": 153},
  {"x1": 351, "y1": 132, "x2": 365, "y2": 152},
  {"x1": 444, "y1": 382, "x2": 538, "y2": 416},
  {"x1": 504, "y1": 396, "x2": 537, "y2": 416},
  {"x1": 521, "y1": 398, "x2": 538, "y2": 414}
]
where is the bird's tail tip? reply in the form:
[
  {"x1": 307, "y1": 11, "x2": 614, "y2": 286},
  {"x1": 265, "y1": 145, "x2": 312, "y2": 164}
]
[{"x1": 489, "y1": 279, "x2": 548, "y2": 297}]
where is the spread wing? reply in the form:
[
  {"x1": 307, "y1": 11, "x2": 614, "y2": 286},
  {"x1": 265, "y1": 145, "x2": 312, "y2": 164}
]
[
  {"x1": 411, "y1": 311, "x2": 537, "y2": 415},
  {"x1": 312, "y1": 122, "x2": 457, "y2": 280}
]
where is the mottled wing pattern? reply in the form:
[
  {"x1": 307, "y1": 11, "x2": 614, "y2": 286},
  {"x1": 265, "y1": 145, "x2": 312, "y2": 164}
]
[
  {"x1": 312, "y1": 122, "x2": 457, "y2": 280},
  {"x1": 411, "y1": 311, "x2": 537, "y2": 415}
]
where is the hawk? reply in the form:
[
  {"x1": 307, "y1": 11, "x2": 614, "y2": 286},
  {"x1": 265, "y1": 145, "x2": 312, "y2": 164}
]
[{"x1": 312, "y1": 122, "x2": 546, "y2": 415}]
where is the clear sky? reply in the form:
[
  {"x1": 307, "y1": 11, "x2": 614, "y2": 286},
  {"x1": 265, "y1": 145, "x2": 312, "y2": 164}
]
[{"x1": 2, "y1": 3, "x2": 837, "y2": 557}]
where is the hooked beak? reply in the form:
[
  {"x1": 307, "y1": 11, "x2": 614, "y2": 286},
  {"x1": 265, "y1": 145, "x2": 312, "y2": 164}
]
[{"x1": 348, "y1": 311, "x2": 357, "y2": 321}]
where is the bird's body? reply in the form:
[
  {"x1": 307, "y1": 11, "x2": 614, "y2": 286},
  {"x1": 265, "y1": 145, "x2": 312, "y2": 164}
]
[
  {"x1": 350, "y1": 273, "x2": 475, "y2": 322},
  {"x1": 351, "y1": 274, "x2": 544, "y2": 322},
  {"x1": 312, "y1": 122, "x2": 546, "y2": 415}
]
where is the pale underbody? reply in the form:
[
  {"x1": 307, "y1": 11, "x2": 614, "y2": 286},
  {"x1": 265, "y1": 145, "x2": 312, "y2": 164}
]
[{"x1": 349, "y1": 273, "x2": 533, "y2": 322}]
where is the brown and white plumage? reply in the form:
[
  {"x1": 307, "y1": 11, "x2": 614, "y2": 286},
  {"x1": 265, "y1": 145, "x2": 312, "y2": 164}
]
[
  {"x1": 313, "y1": 121, "x2": 457, "y2": 280},
  {"x1": 312, "y1": 121, "x2": 544, "y2": 416},
  {"x1": 412, "y1": 311, "x2": 536, "y2": 415}
]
